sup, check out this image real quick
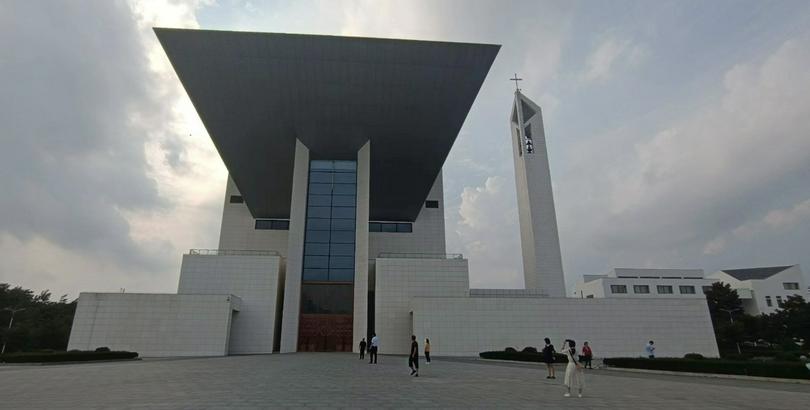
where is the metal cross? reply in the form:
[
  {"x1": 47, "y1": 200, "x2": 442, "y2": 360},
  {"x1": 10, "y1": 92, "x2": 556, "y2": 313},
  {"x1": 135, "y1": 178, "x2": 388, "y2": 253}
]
[{"x1": 509, "y1": 73, "x2": 523, "y2": 91}]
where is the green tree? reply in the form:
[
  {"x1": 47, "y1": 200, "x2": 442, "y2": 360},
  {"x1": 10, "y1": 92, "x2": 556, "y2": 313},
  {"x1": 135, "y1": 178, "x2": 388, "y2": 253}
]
[
  {"x1": 704, "y1": 283, "x2": 746, "y2": 352},
  {"x1": 1, "y1": 283, "x2": 77, "y2": 354}
]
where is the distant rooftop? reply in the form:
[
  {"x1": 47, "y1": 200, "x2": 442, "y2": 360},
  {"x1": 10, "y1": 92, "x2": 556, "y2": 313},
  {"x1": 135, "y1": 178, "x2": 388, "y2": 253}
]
[{"x1": 720, "y1": 265, "x2": 793, "y2": 281}]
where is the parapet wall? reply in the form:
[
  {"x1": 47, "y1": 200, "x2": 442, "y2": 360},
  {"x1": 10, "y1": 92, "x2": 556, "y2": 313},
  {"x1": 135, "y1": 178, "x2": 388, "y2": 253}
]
[
  {"x1": 67, "y1": 293, "x2": 239, "y2": 357},
  {"x1": 411, "y1": 296, "x2": 719, "y2": 357}
]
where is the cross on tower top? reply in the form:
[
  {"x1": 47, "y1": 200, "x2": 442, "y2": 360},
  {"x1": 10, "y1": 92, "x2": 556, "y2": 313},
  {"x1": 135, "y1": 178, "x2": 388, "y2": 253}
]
[{"x1": 509, "y1": 73, "x2": 523, "y2": 91}]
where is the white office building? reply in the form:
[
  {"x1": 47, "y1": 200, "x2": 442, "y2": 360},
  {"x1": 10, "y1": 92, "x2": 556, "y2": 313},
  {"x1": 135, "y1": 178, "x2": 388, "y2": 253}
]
[
  {"x1": 707, "y1": 265, "x2": 806, "y2": 315},
  {"x1": 68, "y1": 28, "x2": 719, "y2": 358},
  {"x1": 575, "y1": 268, "x2": 714, "y2": 299}
]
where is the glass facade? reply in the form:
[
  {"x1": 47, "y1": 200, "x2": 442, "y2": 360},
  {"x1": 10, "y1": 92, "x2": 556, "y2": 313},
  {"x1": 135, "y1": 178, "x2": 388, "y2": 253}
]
[
  {"x1": 369, "y1": 222, "x2": 412, "y2": 233},
  {"x1": 302, "y1": 160, "x2": 357, "y2": 282},
  {"x1": 298, "y1": 159, "x2": 357, "y2": 352},
  {"x1": 254, "y1": 219, "x2": 289, "y2": 230}
]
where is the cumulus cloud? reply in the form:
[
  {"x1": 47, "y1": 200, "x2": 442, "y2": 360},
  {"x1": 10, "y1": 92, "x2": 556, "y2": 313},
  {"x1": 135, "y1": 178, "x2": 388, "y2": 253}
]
[
  {"x1": 558, "y1": 31, "x2": 810, "y2": 283},
  {"x1": 0, "y1": 1, "x2": 226, "y2": 297},
  {"x1": 704, "y1": 198, "x2": 810, "y2": 255},
  {"x1": 455, "y1": 177, "x2": 523, "y2": 288},
  {"x1": 581, "y1": 36, "x2": 646, "y2": 83}
]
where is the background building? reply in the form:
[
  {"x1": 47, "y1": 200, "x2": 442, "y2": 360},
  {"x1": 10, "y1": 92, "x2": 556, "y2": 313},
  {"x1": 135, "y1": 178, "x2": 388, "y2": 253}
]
[
  {"x1": 575, "y1": 268, "x2": 713, "y2": 299},
  {"x1": 708, "y1": 265, "x2": 806, "y2": 315}
]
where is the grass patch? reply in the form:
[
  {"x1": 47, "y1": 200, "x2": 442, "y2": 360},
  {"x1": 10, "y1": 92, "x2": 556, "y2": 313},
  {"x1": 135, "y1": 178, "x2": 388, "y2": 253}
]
[
  {"x1": 480, "y1": 350, "x2": 569, "y2": 363},
  {"x1": 1, "y1": 350, "x2": 138, "y2": 363}
]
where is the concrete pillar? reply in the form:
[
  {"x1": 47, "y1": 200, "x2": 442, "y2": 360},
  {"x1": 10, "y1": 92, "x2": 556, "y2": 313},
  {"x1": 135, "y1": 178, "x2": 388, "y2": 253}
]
[
  {"x1": 280, "y1": 139, "x2": 309, "y2": 352},
  {"x1": 353, "y1": 141, "x2": 370, "y2": 351}
]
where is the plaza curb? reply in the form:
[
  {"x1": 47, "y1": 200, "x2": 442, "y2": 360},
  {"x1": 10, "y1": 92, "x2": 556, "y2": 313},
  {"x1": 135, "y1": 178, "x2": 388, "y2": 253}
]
[
  {"x1": 0, "y1": 358, "x2": 141, "y2": 367},
  {"x1": 600, "y1": 366, "x2": 810, "y2": 384}
]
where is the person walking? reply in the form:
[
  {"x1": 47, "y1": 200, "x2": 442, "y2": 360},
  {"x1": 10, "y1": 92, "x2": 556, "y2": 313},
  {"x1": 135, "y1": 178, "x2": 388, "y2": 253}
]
[
  {"x1": 424, "y1": 338, "x2": 431, "y2": 364},
  {"x1": 581, "y1": 341, "x2": 593, "y2": 369},
  {"x1": 359, "y1": 337, "x2": 367, "y2": 360},
  {"x1": 369, "y1": 333, "x2": 379, "y2": 364},
  {"x1": 542, "y1": 337, "x2": 556, "y2": 379},
  {"x1": 409, "y1": 335, "x2": 419, "y2": 377},
  {"x1": 562, "y1": 339, "x2": 584, "y2": 398},
  {"x1": 645, "y1": 340, "x2": 655, "y2": 359}
]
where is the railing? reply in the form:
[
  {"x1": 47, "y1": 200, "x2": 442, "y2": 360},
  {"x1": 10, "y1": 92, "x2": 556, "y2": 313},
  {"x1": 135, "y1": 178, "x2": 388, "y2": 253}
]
[
  {"x1": 470, "y1": 288, "x2": 550, "y2": 298},
  {"x1": 188, "y1": 249, "x2": 280, "y2": 257},
  {"x1": 376, "y1": 252, "x2": 464, "y2": 260}
]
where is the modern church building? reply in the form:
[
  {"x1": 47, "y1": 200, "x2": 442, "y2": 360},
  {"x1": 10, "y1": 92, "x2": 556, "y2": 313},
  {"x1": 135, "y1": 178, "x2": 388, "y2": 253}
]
[{"x1": 68, "y1": 28, "x2": 719, "y2": 358}]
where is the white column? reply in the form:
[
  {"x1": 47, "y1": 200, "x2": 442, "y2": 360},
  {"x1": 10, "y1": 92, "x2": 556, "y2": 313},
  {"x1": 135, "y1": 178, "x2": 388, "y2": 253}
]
[
  {"x1": 353, "y1": 141, "x2": 370, "y2": 351},
  {"x1": 280, "y1": 139, "x2": 309, "y2": 352}
]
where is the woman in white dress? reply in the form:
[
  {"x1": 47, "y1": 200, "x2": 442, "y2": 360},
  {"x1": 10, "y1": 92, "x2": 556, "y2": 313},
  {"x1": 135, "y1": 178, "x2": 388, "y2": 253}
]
[{"x1": 562, "y1": 339, "x2": 584, "y2": 398}]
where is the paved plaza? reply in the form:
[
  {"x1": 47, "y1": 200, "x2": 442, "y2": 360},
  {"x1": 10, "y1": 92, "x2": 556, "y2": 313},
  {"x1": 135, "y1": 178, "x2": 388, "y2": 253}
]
[{"x1": 2, "y1": 353, "x2": 808, "y2": 409}]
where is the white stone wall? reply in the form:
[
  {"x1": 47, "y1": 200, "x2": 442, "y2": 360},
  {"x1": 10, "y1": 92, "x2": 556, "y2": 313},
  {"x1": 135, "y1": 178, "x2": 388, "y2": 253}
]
[
  {"x1": 178, "y1": 254, "x2": 281, "y2": 354},
  {"x1": 412, "y1": 297, "x2": 719, "y2": 358},
  {"x1": 368, "y1": 173, "x2": 446, "y2": 257},
  {"x1": 280, "y1": 139, "x2": 309, "y2": 352},
  {"x1": 374, "y1": 257, "x2": 469, "y2": 354},
  {"x1": 218, "y1": 176, "x2": 289, "y2": 255},
  {"x1": 67, "y1": 293, "x2": 238, "y2": 357}
]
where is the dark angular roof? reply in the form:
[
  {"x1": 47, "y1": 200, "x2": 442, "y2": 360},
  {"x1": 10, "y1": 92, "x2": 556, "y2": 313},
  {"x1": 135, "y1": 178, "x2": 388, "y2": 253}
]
[
  {"x1": 721, "y1": 265, "x2": 793, "y2": 281},
  {"x1": 155, "y1": 28, "x2": 499, "y2": 221}
]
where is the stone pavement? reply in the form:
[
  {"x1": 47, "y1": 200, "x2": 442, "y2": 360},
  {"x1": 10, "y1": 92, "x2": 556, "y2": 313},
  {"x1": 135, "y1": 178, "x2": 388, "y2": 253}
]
[{"x1": 2, "y1": 353, "x2": 808, "y2": 409}]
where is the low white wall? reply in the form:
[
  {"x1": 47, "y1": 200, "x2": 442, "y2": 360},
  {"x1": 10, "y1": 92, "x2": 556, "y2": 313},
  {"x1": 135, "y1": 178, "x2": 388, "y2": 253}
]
[
  {"x1": 67, "y1": 293, "x2": 239, "y2": 357},
  {"x1": 375, "y1": 257, "x2": 469, "y2": 355},
  {"x1": 179, "y1": 254, "x2": 281, "y2": 354},
  {"x1": 411, "y1": 296, "x2": 719, "y2": 358}
]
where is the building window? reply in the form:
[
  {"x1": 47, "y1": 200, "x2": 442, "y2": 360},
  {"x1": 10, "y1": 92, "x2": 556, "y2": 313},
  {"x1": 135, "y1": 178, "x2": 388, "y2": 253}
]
[
  {"x1": 303, "y1": 160, "x2": 357, "y2": 282},
  {"x1": 586, "y1": 295, "x2": 594, "y2": 298},
  {"x1": 610, "y1": 285, "x2": 627, "y2": 294},
  {"x1": 765, "y1": 296, "x2": 772, "y2": 307},
  {"x1": 229, "y1": 195, "x2": 244, "y2": 203},
  {"x1": 679, "y1": 285, "x2": 696, "y2": 294},
  {"x1": 783, "y1": 282, "x2": 799, "y2": 290},
  {"x1": 425, "y1": 200, "x2": 439, "y2": 208},
  {"x1": 369, "y1": 222, "x2": 412, "y2": 233},
  {"x1": 255, "y1": 219, "x2": 289, "y2": 230},
  {"x1": 702, "y1": 285, "x2": 713, "y2": 294},
  {"x1": 776, "y1": 296, "x2": 783, "y2": 307},
  {"x1": 657, "y1": 285, "x2": 673, "y2": 294},
  {"x1": 633, "y1": 285, "x2": 650, "y2": 294}
]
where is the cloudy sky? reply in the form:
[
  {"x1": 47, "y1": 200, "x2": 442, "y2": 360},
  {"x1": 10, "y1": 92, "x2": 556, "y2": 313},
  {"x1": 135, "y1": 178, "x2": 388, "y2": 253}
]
[{"x1": 2, "y1": 0, "x2": 809, "y2": 299}]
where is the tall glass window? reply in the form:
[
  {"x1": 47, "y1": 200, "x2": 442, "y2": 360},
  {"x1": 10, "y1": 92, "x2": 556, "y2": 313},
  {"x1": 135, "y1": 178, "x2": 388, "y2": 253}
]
[{"x1": 302, "y1": 160, "x2": 357, "y2": 282}]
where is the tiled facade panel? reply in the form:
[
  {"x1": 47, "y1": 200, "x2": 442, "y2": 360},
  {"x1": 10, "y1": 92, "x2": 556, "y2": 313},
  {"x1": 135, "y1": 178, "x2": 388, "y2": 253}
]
[
  {"x1": 374, "y1": 258, "x2": 469, "y2": 354},
  {"x1": 218, "y1": 176, "x2": 290, "y2": 254},
  {"x1": 178, "y1": 254, "x2": 281, "y2": 354},
  {"x1": 412, "y1": 297, "x2": 719, "y2": 357},
  {"x1": 67, "y1": 293, "x2": 238, "y2": 357},
  {"x1": 368, "y1": 173, "x2": 446, "y2": 258}
]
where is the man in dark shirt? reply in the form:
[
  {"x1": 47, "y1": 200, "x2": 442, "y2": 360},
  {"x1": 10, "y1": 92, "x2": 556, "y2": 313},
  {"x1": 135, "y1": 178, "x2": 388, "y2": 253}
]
[
  {"x1": 409, "y1": 335, "x2": 419, "y2": 377},
  {"x1": 359, "y1": 337, "x2": 367, "y2": 360}
]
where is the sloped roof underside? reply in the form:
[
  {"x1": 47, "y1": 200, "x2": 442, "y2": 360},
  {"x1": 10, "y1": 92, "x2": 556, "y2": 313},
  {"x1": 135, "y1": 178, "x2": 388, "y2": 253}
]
[
  {"x1": 156, "y1": 28, "x2": 499, "y2": 221},
  {"x1": 721, "y1": 265, "x2": 793, "y2": 281}
]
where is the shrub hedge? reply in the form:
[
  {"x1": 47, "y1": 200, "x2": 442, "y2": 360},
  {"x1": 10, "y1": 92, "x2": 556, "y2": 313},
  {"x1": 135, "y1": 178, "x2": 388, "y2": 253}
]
[
  {"x1": 0, "y1": 350, "x2": 138, "y2": 363},
  {"x1": 480, "y1": 350, "x2": 568, "y2": 363},
  {"x1": 603, "y1": 357, "x2": 810, "y2": 380}
]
